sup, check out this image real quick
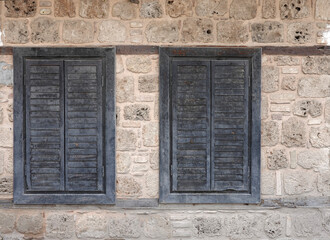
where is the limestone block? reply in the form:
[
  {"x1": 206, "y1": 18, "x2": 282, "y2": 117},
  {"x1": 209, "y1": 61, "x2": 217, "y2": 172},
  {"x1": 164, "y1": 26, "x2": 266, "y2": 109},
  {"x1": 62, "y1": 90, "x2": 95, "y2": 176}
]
[
  {"x1": 264, "y1": 214, "x2": 285, "y2": 239},
  {"x1": 293, "y1": 100, "x2": 322, "y2": 118},
  {"x1": 280, "y1": 0, "x2": 310, "y2": 19},
  {"x1": 7, "y1": 103, "x2": 14, "y2": 123},
  {"x1": 46, "y1": 214, "x2": 75, "y2": 239},
  {"x1": 5, "y1": 150, "x2": 13, "y2": 174},
  {"x1": 297, "y1": 150, "x2": 328, "y2": 170},
  {"x1": 261, "y1": 96, "x2": 268, "y2": 120},
  {"x1": 284, "y1": 171, "x2": 316, "y2": 195},
  {"x1": 116, "y1": 152, "x2": 131, "y2": 174},
  {"x1": 281, "y1": 76, "x2": 297, "y2": 91},
  {"x1": 318, "y1": 170, "x2": 330, "y2": 195},
  {"x1": 262, "y1": 66, "x2": 280, "y2": 93},
  {"x1": 217, "y1": 21, "x2": 248, "y2": 44},
  {"x1": 116, "y1": 55, "x2": 124, "y2": 74},
  {"x1": 302, "y1": 56, "x2": 330, "y2": 75},
  {"x1": 117, "y1": 76, "x2": 134, "y2": 103},
  {"x1": 150, "y1": 150, "x2": 159, "y2": 170},
  {"x1": 267, "y1": 149, "x2": 288, "y2": 170},
  {"x1": 274, "y1": 56, "x2": 301, "y2": 66},
  {"x1": 140, "y1": 1, "x2": 163, "y2": 18},
  {"x1": 145, "y1": 21, "x2": 180, "y2": 43},
  {"x1": 138, "y1": 75, "x2": 158, "y2": 92},
  {"x1": 193, "y1": 217, "x2": 222, "y2": 237},
  {"x1": 251, "y1": 22, "x2": 284, "y2": 43},
  {"x1": 0, "y1": 127, "x2": 13, "y2": 147},
  {"x1": 116, "y1": 176, "x2": 142, "y2": 197},
  {"x1": 40, "y1": 1, "x2": 52, "y2": 7},
  {"x1": 31, "y1": 17, "x2": 60, "y2": 44},
  {"x1": 261, "y1": 121, "x2": 279, "y2": 146},
  {"x1": 262, "y1": 0, "x2": 276, "y2": 18},
  {"x1": 229, "y1": 0, "x2": 257, "y2": 20},
  {"x1": 0, "y1": 212, "x2": 15, "y2": 234},
  {"x1": 54, "y1": 0, "x2": 76, "y2": 17},
  {"x1": 282, "y1": 67, "x2": 299, "y2": 74},
  {"x1": 182, "y1": 18, "x2": 214, "y2": 43},
  {"x1": 98, "y1": 20, "x2": 127, "y2": 43},
  {"x1": 124, "y1": 104, "x2": 150, "y2": 121},
  {"x1": 293, "y1": 213, "x2": 322, "y2": 237},
  {"x1": 0, "y1": 177, "x2": 13, "y2": 194},
  {"x1": 315, "y1": 0, "x2": 330, "y2": 20},
  {"x1": 76, "y1": 213, "x2": 108, "y2": 239},
  {"x1": 166, "y1": 0, "x2": 193, "y2": 18},
  {"x1": 40, "y1": 8, "x2": 52, "y2": 15},
  {"x1": 195, "y1": 0, "x2": 228, "y2": 17},
  {"x1": 117, "y1": 129, "x2": 137, "y2": 151},
  {"x1": 270, "y1": 92, "x2": 295, "y2": 102},
  {"x1": 108, "y1": 216, "x2": 141, "y2": 238},
  {"x1": 112, "y1": 1, "x2": 137, "y2": 20},
  {"x1": 146, "y1": 172, "x2": 158, "y2": 197},
  {"x1": 325, "y1": 99, "x2": 330, "y2": 124},
  {"x1": 0, "y1": 62, "x2": 13, "y2": 86},
  {"x1": 126, "y1": 56, "x2": 152, "y2": 73},
  {"x1": 79, "y1": 0, "x2": 109, "y2": 18},
  {"x1": 3, "y1": 20, "x2": 29, "y2": 44},
  {"x1": 5, "y1": 0, "x2": 37, "y2": 17},
  {"x1": 282, "y1": 117, "x2": 306, "y2": 147},
  {"x1": 310, "y1": 126, "x2": 330, "y2": 148},
  {"x1": 143, "y1": 122, "x2": 159, "y2": 147},
  {"x1": 223, "y1": 215, "x2": 262, "y2": 239},
  {"x1": 0, "y1": 150, "x2": 4, "y2": 175},
  {"x1": 63, "y1": 20, "x2": 94, "y2": 44},
  {"x1": 144, "y1": 216, "x2": 172, "y2": 239},
  {"x1": 298, "y1": 76, "x2": 330, "y2": 98},
  {"x1": 287, "y1": 22, "x2": 314, "y2": 44},
  {"x1": 261, "y1": 171, "x2": 275, "y2": 195},
  {"x1": 16, "y1": 213, "x2": 43, "y2": 234}
]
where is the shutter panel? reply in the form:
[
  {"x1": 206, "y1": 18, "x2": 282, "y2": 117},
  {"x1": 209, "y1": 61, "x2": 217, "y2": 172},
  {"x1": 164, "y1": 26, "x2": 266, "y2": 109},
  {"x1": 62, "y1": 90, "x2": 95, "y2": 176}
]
[
  {"x1": 25, "y1": 60, "x2": 65, "y2": 191},
  {"x1": 171, "y1": 61, "x2": 211, "y2": 192},
  {"x1": 64, "y1": 60, "x2": 103, "y2": 192},
  {"x1": 211, "y1": 60, "x2": 250, "y2": 191}
]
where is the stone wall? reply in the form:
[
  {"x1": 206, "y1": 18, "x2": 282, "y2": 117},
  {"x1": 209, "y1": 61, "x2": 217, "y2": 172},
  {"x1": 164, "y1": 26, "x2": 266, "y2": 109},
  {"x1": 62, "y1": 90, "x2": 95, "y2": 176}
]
[{"x1": 0, "y1": 0, "x2": 329, "y2": 239}]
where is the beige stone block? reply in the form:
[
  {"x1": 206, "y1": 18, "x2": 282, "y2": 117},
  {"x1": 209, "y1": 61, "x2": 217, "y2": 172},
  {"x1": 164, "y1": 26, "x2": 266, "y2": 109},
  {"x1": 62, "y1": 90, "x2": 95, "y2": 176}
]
[
  {"x1": 229, "y1": 0, "x2": 257, "y2": 20},
  {"x1": 0, "y1": 212, "x2": 15, "y2": 234},
  {"x1": 16, "y1": 213, "x2": 43, "y2": 234},
  {"x1": 126, "y1": 56, "x2": 152, "y2": 73},
  {"x1": 130, "y1": 21, "x2": 143, "y2": 28},
  {"x1": 315, "y1": 0, "x2": 330, "y2": 20},
  {"x1": 116, "y1": 152, "x2": 131, "y2": 174},
  {"x1": 31, "y1": 17, "x2": 60, "y2": 44},
  {"x1": 63, "y1": 20, "x2": 94, "y2": 44},
  {"x1": 298, "y1": 76, "x2": 330, "y2": 98},
  {"x1": 116, "y1": 55, "x2": 124, "y2": 74},
  {"x1": 116, "y1": 176, "x2": 142, "y2": 197},
  {"x1": 46, "y1": 214, "x2": 75, "y2": 239},
  {"x1": 54, "y1": 0, "x2": 75, "y2": 17},
  {"x1": 98, "y1": 20, "x2": 127, "y2": 43},
  {"x1": 280, "y1": 0, "x2": 310, "y2": 19},
  {"x1": 310, "y1": 126, "x2": 330, "y2": 148},
  {"x1": 302, "y1": 56, "x2": 330, "y2": 75},
  {"x1": 112, "y1": 1, "x2": 137, "y2": 20},
  {"x1": 40, "y1": 1, "x2": 52, "y2": 7},
  {"x1": 146, "y1": 172, "x2": 159, "y2": 197},
  {"x1": 267, "y1": 149, "x2": 288, "y2": 170},
  {"x1": 308, "y1": 119, "x2": 322, "y2": 125},
  {"x1": 138, "y1": 75, "x2": 159, "y2": 93},
  {"x1": 261, "y1": 121, "x2": 279, "y2": 146},
  {"x1": 108, "y1": 216, "x2": 141, "y2": 238},
  {"x1": 293, "y1": 100, "x2": 322, "y2": 118},
  {"x1": 261, "y1": 171, "x2": 275, "y2": 195},
  {"x1": 80, "y1": 0, "x2": 109, "y2": 18},
  {"x1": 317, "y1": 170, "x2": 330, "y2": 195},
  {"x1": 270, "y1": 104, "x2": 291, "y2": 112},
  {"x1": 166, "y1": 0, "x2": 193, "y2": 18},
  {"x1": 124, "y1": 104, "x2": 150, "y2": 121},
  {"x1": 217, "y1": 21, "x2": 249, "y2": 44},
  {"x1": 145, "y1": 21, "x2": 180, "y2": 43},
  {"x1": 284, "y1": 171, "x2": 316, "y2": 195},
  {"x1": 325, "y1": 99, "x2": 330, "y2": 124},
  {"x1": 287, "y1": 22, "x2": 314, "y2": 44},
  {"x1": 293, "y1": 212, "x2": 322, "y2": 237},
  {"x1": 290, "y1": 150, "x2": 297, "y2": 169},
  {"x1": 262, "y1": 0, "x2": 276, "y2": 19},
  {"x1": 261, "y1": 96, "x2": 268, "y2": 120},
  {"x1": 282, "y1": 117, "x2": 306, "y2": 147},
  {"x1": 275, "y1": 56, "x2": 301, "y2": 66},
  {"x1": 116, "y1": 76, "x2": 134, "y2": 103},
  {"x1": 149, "y1": 150, "x2": 159, "y2": 170},
  {"x1": 143, "y1": 122, "x2": 159, "y2": 147},
  {"x1": 282, "y1": 67, "x2": 299, "y2": 74},
  {"x1": 251, "y1": 22, "x2": 284, "y2": 43},
  {"x1": 76, "y1": 213, "x2": 108, "y2": 239},
  {"x1": 140, "y1": 1, "x2": 163, "y2": 18},
  {"x1": 270, "y1": 92, "x2": 295, "y2": 102},
  {"x1": 117, "y1": 129, "x2": 137, "y2": 151},
  {"x1": 5, "y1": 0, "x2": 37, "y2": 17},
  {"x1": 262, "y1": 66, "x2": 280, "y2": 93},
  {"x1": 297, "y1": 149, "x2": 328, "y2": 170},
  {"x1": 40, "y1": 8, "x2": 52, "y2": 15},
  {"x1": 0, "y1": 127, "x2": 13, "y2": 147},
  {"x1": 182, "y1": 18, "x2": 214, "y2": 43},
  {"x1": 144, "y1": 216, "x2": 172, "y2": 239},
  {"x1": 281, "y1": 76, "x2": 297, "y2": 91},
  {"x1": 3, "y1": 20, "x2": 29, "y2": 44},
  {"x1": 195, "y1": 0, "x2": 228, "y2": 17}
]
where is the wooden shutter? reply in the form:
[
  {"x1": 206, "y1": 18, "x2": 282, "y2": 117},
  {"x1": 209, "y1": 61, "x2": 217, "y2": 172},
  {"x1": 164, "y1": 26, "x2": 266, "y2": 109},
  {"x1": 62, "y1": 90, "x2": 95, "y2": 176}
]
[
  {"x1": 171, "y1": 61, "x2": 211, "y2": 192},
  {"x1": 25, "y1": 60, "x2": 65, "y2": 191},
  {"x1": 211, "y1": 60, "x2": 250, "y2": 191},
  {"x1": 65, "y1": 60, "x2": 103, "y2": 192}
]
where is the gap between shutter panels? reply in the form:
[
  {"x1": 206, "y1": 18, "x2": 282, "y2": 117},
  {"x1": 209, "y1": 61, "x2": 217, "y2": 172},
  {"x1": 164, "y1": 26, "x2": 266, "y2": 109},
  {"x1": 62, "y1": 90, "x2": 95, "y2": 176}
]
[
  {"x1": 25, "y1": 59, "x2": 104, "y2": 193},
  {"x1": 171, "y1": 59, "x2": 251, "y2": 193}
]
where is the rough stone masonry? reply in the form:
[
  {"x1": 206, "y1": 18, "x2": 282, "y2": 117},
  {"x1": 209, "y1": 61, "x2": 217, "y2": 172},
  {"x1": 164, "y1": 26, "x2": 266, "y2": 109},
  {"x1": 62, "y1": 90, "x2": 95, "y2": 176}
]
[{"x1": 0, "y1": 0, "x2": 329, "y2": 239}]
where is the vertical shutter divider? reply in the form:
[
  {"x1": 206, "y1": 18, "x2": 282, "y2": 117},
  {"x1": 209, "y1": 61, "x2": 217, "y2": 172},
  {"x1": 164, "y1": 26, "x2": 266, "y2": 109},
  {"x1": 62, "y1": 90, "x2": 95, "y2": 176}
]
[
  {"x1": 97, "y1": 62, "x2": 104, "y2": 191},
  {"x1": 61, "y1": 60, "x2": 66, "y2": 191},
  {"x1": 210, "y1": 61, "x2": 214, "y2": 191},
  {"x1": 171, "y1": 61, "x2": 178, "y2": 192}
]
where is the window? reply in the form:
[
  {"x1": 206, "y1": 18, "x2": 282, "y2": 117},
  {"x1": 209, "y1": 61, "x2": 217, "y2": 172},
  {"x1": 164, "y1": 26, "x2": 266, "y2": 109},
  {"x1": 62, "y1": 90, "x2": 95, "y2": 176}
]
[
  {"x1": 13, "y1": 48, "x2": 116, "y2": 204},
  {"x1": 159, "y1": 47, "x2": 261, "y2": 203}
]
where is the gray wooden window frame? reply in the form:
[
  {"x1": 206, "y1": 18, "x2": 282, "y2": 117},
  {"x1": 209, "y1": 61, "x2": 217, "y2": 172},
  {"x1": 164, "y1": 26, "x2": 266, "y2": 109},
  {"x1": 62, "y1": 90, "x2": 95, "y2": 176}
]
[
  {"x1": 159, "y1": 47, "x2": 261, "y2": 204},
  {"x1": 13, "y1": 48, "x2": 116, "y2": 204}
]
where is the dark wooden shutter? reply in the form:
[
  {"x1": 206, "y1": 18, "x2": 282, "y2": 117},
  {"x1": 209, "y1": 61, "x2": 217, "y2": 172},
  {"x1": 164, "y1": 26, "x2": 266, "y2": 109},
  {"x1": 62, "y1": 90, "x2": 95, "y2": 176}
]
[
  {"x1": 211, "y1": 60, "x2": 250, "y2": 191},
  {"x1": 64, "y1": 60, "x2": 103, "y2": 192},
  {"x1": 25, "y1": 60, "x2": 65, "y2": 191},
  {"x1": 171, "y1": 61, "x2": 211, "y2": 192}
]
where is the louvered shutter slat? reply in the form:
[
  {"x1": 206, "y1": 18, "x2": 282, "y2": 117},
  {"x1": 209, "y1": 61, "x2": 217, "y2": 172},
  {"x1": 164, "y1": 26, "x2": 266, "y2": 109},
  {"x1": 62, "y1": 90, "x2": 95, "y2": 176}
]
[
  {"x1": 211, "y1": 60, "x2": 250, "y2": 191},
  {"x1": 25, "y1": 60, "x2": 65, "y2": 191},
  {"x1": 172, "y1": 61, "x2": 211, "y2": 192},
  {"x1": 64, "y1": 60, "x2": 103, "y2": 192}
]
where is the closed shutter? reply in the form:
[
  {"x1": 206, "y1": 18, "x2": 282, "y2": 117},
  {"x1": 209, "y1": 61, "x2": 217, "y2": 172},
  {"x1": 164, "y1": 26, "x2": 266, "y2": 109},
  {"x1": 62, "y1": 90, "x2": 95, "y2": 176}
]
[
  {"x1": 171, "y1": 61, "x2": 211, "y2": 192},
  {"x1": 25, "y1": 60, "x2": 65, "y2": 191},
  {"x1": 171, "y1": 59, "x2": 250, "y2": 193},
  {"x1": 211, "y1": 60, "x2": 249, "y2": 191},
  {"x1": 65, "y1": 60, "x2": 103, "y2": 191}
]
